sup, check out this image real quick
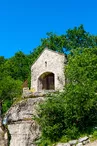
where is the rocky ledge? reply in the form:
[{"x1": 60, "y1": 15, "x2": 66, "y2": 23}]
[
  {"x1": 56, "y1": 136, "x2": 92, "y2": 146},
  {"x1": 5, "y1": 97, "x2": 44, "y2": 146}
]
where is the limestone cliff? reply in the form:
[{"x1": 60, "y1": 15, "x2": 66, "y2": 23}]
[
  {"x1": 0, "y1": 123, "x2": 8, "y2": 146},
  {"x1": 5, "y1": 97, "x2": 44, "y2": 146}
]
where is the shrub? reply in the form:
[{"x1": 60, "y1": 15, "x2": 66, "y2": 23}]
[
  {"x1": 36, "y1": 48, "x2": 97, "y2": 143},
  {"x1": 36, "y1": 94, "x2": 66, "y2": 142}
]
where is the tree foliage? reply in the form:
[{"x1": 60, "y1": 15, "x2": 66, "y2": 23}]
[
  {"x1": 64, "y1": 47, "x2": 97, "y2": 129},
  {"x1": 0, "y1": 76, "x2": 22, "y2": 113},
  {"x1": 36, "y1": 47, "x2": 97, "y2": 143},
  {"x1": 64, "y1": 25, "x2": 97, "y2": 50},
  {"x1": 2, "y1": 51, "x2": 31, "y2": 81},
  {"x1": 36, "y1": 94, "x2": 66, "y2": 141},
  {"x1": 40, "y1": 25, "x2": 97, "y2": 53},
  {"x1": 0, "y1": 24, "x2": 97, "y2": 123}
]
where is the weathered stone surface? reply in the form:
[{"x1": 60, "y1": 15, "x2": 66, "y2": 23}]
[
  {"x1": 22, "y1": 88, "x2": 56, "y2": 98},
  {"x1": 85, "y1": 140, "x2": 97, "y2": 146},
  {"x1": 56, "y1": 143, "x2": 70, "y2": 146},
  {"x1": 83, "y1": 139, "x2": 90, "y2": 145},
  {"x1": 69, "y1": 140, "x2": 78, "y2": 145},
  {"x1": 31, "y1": 48, "x2": 66, "y2": 92},
  {"x1": 56, "y1": 136, "x2": 97, "y2": 146},
  {"x1": 0, "y1": 126, "x2": 8, "y2": 146},
  {"x1": 5, "y1": 97, "x2": 44, "y2": 146},
  {"x1": 78, "y1": 136, "x2": 89, "y2": 143},
  {"x1": 76, "y1": 143, "x2": 83, "y2": 146},
  {"x1": 22, "y1": 87, "x2": 33, "y2": 98},
  {"x1": 8, "y1": 121, "x2": 40, "y2": 146},
  {"x1": 6, "y1": 97, "x2": 44, "y2": 122}
]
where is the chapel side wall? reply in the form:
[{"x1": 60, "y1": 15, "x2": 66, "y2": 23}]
[{"x1": 31, "y1": 49, "x2": 66, "y2": 92}]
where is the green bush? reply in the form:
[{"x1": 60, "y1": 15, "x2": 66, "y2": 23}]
[
  {"x1": 93, "y1": 130, "x2": 97, "y2": 138},
  {"x1": 36, "y1": 94, "x2": 66, "y2": 142},
  {"x1": 91, "y1": 129, "x2": 97, "y2": 141},
  {"x1": 64, "y1": 125, "x2": 79, "y2": 139},
  {"x1": 0, "y1": 76, "x2": 22, "y2": 114},
  {"x1": 35, "y1": 137, "x2": 52, "y2": 146},
  {"x1": 36, "y1": 48, "x2": 97, "y2": 143},
  {"x1": 2, "y1": 99, "x2": 13, "y2": 114}
]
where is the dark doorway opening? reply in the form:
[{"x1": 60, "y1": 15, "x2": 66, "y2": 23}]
[{"x1": 38, "y1": 72, "x2": 55, "y2": 91}]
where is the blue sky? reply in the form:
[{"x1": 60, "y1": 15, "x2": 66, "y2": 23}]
[{"x1": 0, "y1": 0, "x2": 97, "y2": 58}]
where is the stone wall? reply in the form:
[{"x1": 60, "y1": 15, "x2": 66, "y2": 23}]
[{"x1": 31, "y1": 48, "x2": 66, "y2": 92}]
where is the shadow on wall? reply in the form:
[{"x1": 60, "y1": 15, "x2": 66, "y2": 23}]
[{"x1": 38, "y1": 72, "x2": 55, "y2": 92}]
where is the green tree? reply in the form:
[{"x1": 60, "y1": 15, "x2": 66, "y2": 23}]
[
  {"x1": 65, "y1": 47, "x2": 97, "y2": 130},
  {"x1": 0, "y1": 76, "x2": 22, "y2": 113},
  {"x1": 0, "y1": 56, "x2": 6, "y2": 65},
  {"x1": 40, "y1": 25, "x2": 97, "y2": 53},
  {"x1": 3, "y1": 51, "x2": 31, "y2": 81},
  {"x1": 36, "y1": 94, "x2": 66, "y2": 142},
  {"x1": 36, "y1": 47, "x2": 97, "y2": 143},
  {"x1": 41, "y1": 32, "x2": 65, "y2": 53},
  {"x1": 64, "y1": 25, "x2": 97, "y2": 51}
]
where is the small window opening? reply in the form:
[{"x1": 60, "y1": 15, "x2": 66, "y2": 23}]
[{"x1": 45, "y1": 61, "x2": 47, "y2": 67}]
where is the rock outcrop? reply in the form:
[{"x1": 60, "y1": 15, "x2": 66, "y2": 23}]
[
  {"x1": 0, "y1": 120, "x2": 8, "y2": 146},
  {"x1": 56, "y1": 136, "x2": 90, "y2": 146},
  {"x1": 5, "y1": 97, "x2": 44, "y2": 146}
]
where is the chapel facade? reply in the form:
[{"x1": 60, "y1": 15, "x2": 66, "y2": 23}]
[{"x1": 31, "y1": 48, "x2": 67, "y2": 92}]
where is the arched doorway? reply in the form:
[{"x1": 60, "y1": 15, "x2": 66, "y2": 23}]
[{"x1": 38, "y1": 72, "x2": 55, "y2": 91}]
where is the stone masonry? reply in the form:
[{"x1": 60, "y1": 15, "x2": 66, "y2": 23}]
[{"x1": 31, "y1": 48, "x2": 67, "y2": 92}]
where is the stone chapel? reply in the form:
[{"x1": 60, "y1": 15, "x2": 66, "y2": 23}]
[{"x1": 31, "y1": 48, "x2": 67, "y2": 92}]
